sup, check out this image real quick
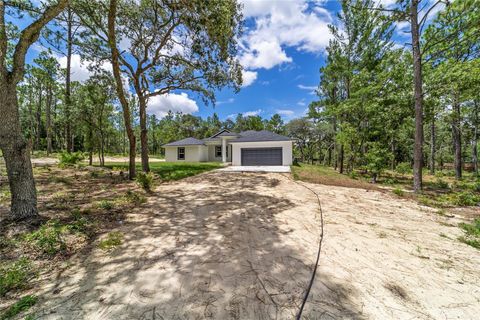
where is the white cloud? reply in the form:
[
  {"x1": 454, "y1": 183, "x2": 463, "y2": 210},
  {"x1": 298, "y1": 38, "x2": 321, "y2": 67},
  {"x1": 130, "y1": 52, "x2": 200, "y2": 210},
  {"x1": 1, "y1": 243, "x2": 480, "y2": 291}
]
[
  {"x1": 298, "y1": 84, "x2": 317, "y2": 91},
  {"x1": 217, "y1": 98, "x2": 235, "y2": 105},
  {"x1": 244, "y1": 109, "x2": 262, "y2": 116},
  {"x1": 242, "y1": 70, "x2": 258, "y2": 87},
  {"x1": 57, "y1": 54, "x2": 112, "y2": 82},
  {"x1": 147, "y1": 93, "x2": 198, "y2": 118},
  {"x1": 276, "y1": 109, "x2": 294, "y2": 116},
  {"x1": 238, "y1": 0, "x2": 333, "y2": 71}
]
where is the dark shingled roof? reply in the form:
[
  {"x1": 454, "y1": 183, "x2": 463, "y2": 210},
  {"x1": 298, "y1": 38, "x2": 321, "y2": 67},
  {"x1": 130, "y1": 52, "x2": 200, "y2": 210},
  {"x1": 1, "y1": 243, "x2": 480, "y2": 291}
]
[
  {"x1": 231, "y1": 130, "x2": 293, "y2": 143},
  {"x1": 163, "y1": 130, "x2": 293, "y2": 146},
  {"x1": 163, "y1": 137, "x2": 205, "y2": 146}
]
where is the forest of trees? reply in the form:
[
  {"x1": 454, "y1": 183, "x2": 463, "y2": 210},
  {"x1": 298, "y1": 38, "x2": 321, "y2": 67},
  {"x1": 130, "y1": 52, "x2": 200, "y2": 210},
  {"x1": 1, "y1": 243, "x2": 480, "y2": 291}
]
[
  {"x1": 293, "y1": 0, "x2": 480, "y2": 186},
  {"x1": 0, "y1": 0, "x2": 479, "y2": 221}
]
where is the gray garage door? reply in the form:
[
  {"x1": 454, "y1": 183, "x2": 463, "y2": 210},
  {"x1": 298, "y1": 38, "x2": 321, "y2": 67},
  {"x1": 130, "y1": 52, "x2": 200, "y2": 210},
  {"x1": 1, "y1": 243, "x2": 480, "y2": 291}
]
[{"x1": 241, "y1": 148, "x2": 282, "y2": 166}]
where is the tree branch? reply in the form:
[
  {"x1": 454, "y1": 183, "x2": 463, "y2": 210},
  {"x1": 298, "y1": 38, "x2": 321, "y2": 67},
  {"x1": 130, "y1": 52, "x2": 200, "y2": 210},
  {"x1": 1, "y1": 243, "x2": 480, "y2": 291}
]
[{"x1": 11, "y1": 0, "x2": 68, "y2": 83}]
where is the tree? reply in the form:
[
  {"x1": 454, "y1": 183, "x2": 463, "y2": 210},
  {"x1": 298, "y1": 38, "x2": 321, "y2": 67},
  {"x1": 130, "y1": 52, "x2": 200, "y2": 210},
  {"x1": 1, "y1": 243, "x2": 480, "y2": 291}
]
[
  {"x1": 0, "y1": 0, "x2": 68, "y2": 221},
  {"x1": 77, "y1": 0, "x2": 242, "y2": 173}
]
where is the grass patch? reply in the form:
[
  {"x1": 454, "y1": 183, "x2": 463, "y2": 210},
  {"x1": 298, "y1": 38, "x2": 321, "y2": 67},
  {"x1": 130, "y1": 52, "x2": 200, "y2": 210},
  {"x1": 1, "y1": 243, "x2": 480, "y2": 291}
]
[
  {"x1": 122, "y1": 190, "x2": 147, "y2": 205},
  {"x1": 103, "y1": 162, "x2": 222, "y2": 182},
  {"x1": 98, "y1": 231, "x2": 123, "y2": 250},
  {"x1": 23, "y1": 220, "x2": 66, "y2": 256},
  {"x1": 458, "y1": 219, "x2": 480, "y2": 250},
  {"x1": 392, "y1": 188, "x2": 404, "y2": 197},
  {"x1": 0, "y1": 258, "x2": 33, "y2": 297},
  {"x1": 291, "y1": 164, "x2": 379, "y2": 190},
  {"x1": 1, "y1": 295, "x2": 37, "y2": 320},
  {"x1": 97, "y1": 200, "x2": 114, "y2": 210}
]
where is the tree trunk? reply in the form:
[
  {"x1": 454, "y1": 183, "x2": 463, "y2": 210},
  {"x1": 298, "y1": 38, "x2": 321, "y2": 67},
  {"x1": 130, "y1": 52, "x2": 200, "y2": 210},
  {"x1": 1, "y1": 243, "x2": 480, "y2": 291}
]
[
  {"x1": 65, "y1": 7, "x2": 73, "y2": 152},
  {"x1": 410, "y1": 0, "x2": 424, "y2": 193},
  {"x1": 36, "y1": 83, "x2": 42, "y2": 150},
  {"x1": 108, "y1": 0, "x2": 136, "y2": 179},
  {"x1": 138, "y1": 95, "x2": 150, "y2": 172},
  {"x1": 473, "y1": 101, "x2": 478, "y2": 176},
  {"x1": 46, "y1": 85, "x2": 52, "y2": 155},
  {"x1": 430, "y1": 114, "x2": 435, "y2": 175},
  {"x1": 339, "y1": 144, "x2": 344, "y2": 174},
  {"x1": 0, "y1": 81, "x2": 39, "y2": 220},
  {"x1": 452, "y1": 97, "x2": 462, "y2": 179}
]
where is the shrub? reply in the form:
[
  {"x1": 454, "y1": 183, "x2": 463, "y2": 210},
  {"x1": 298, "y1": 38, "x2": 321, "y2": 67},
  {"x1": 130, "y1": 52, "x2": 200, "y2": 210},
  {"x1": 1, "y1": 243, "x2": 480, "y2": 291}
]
[
  {"x1": 1, "y1": 295, "x2": 37, "y2": 320},
  {"x1": 448, "y1": 192, "x2": 480, "y2": 206},
  {"x1": 123, "y1": 190, "x2": 146, "y2": 205},
  {"x1": 58, "y1": 151, "x2": 84, "y2": 166},
  {"x1": 0, "y1": 258, "x2": 33, "y2": 297},
  {"x1": 459, "y1": 219, "x2": 480, "y2": 237},
  {"x1": 136, "y1": 172, "x2": 155, "y2": 191},
  {"x1": 97, "y1": 200, "x2": 114, "y2": 210},
  {"x1": 435, "y1": 178, "x2": 449, "y2": 189},
  {"x1": 392, "y1": 188, "x2": 404, "y2": 196},
  {"x1": 24, "y1": 220, "x2": 66, "y2": 255},
  {"x1": 395, "y1": 162, "x2": 411, "y2": 175},
  {"x1": 98, "y1": 232, "x2": 123, "y2": 250},
  {"x1": 383, "y1": 177, "x2": 399, "y2": 185},
  {"x1": 348, "y1": 171, "x2": 358, "y2": 179}
]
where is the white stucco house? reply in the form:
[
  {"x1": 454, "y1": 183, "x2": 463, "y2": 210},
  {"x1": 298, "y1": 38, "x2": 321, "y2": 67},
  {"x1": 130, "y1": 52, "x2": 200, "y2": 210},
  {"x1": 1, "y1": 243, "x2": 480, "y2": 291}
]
[{"x1": 163, "y1": 129, "x2": 294, "y2": 166}]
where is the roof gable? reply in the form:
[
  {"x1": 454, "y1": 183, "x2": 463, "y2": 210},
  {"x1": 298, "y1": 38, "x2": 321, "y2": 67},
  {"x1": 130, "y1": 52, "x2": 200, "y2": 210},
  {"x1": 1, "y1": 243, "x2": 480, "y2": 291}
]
[{"x1": 163, "y1": 137, "x2": 205, "y2": 147}]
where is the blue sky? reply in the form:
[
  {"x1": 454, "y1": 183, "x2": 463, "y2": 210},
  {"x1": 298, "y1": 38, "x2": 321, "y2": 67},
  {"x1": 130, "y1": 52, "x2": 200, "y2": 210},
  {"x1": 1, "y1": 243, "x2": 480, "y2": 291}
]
[{"x1": 22, "y1": 0, "x2": 442, "y2": 122}]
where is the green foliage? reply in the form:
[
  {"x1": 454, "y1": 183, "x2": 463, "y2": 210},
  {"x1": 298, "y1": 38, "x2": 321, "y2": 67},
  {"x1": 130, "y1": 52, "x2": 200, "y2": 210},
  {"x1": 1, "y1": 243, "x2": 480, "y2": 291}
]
[
  {"x1": 0, "y1": 258, "x2": 33, "y2": 297},
  {"x1": 123, "y1": 191, "x2": 147, "y2": 205},
  {"x1": 458, "y1": 218, "x2": 480, "y2": 250},
  {"x1": 136, "y1": 172, "x2": 155, "y2": 191},
  {"x1": 58, "y1": 152, "x2": 85, "y2": 166},
  {"x1": 98, "y1": 232, "x2": 123, "y2": 250},
  {"x1": 1, "y1": 295, "x2": 37, "y2": 320},
  {"x1": 434, "y1": 178, "x2": 450, "y2": 189},
  {"x1": 392, "y1": 188, "x2": 404, "y2": 196},
  {"x1": 24, "y1": 220, "x2": 66, "y2": 255},
  {"x1": 97, "y1": 200, "x2": 114, "y2": 210},
  {"x1": 439, "y1": 192, "x2": 480, "y2": 207},
  {"x1": 395, "y1": 163, "x2": 411, "y2": 175}
]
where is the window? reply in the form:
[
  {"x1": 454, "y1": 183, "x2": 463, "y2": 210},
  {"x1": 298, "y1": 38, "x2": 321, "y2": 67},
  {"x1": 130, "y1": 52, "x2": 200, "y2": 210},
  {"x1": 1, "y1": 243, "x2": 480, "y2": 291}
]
[
  {"x1": 177, "y1": 147, "x2": 185, "y2": 160},
  {"x1": 215, "y1": 146, "x2": 228, "y2": 157}
]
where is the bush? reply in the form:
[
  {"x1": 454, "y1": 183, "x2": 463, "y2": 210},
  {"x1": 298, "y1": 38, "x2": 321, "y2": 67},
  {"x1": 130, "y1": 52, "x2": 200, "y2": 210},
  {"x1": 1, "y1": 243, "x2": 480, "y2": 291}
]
[
  {"x1": 395, "y1": 162, "x2": 411, "y2": 175},
  {"x1": 58, "y1": 151, "x2": 84, "y2": 166},
  {"x1": 24, "y1": 220, "x2": 66, "y2": 255},
  {"x1": 136, "y1": 172, "x2": 155, "y2": 191},
  {"x1": 392, "y1": 188, "x2": 404, "y2": 196},
  {"x1": 0, "y1": 258, "x2": 33, "y2": 297},
  {"x1": 1, "y1": 295, "x2": 37, "y2": 320},
  {"x1": 98, "y1": 232, "x2": 123, "y2": 250},
  {"x1": 97, "y1": 200, "x2": 114, "y2": 210},
  {"x1": 449, "y1": 192, "x2": 480, "y2": 206},
  {"x1": 123, "y1": 190, "x2": 146, "y2": 205},
  {"x1": 435, "y1": 178, "x2": 449, "y2": 189}
]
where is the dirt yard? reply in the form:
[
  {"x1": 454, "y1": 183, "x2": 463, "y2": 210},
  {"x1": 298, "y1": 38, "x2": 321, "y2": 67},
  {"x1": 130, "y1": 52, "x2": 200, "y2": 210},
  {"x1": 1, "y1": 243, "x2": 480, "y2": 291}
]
[{"x1": 20, "y1": 171, "x2": 480, "y2": 319}]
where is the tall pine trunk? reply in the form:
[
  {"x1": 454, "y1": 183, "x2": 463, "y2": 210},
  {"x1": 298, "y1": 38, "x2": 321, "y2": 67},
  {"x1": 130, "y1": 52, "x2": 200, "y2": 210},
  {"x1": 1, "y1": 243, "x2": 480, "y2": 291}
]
[
  {"x1": 430, "y1": 113, "x2": 435, "y2": 175},
  {"x1": 46, "y1": 86, "x2": 52, "y2": 155},
  {"x1": 0, "y1": 81, "x2": 38, "y2": 220},
  {"x1": 452, "y1": 97, "x2": 462, "y2": 179},
  {"x1": 36, "y1": 83, "x2": 42, "y2": 150},
  {"x1": 65, "y1": 7, "x2": 73, "y2": 152},
  {"x1": 473, "y1": 100, "x2": 478, "y2": 176},
  {"x1": 410, "y1": 0, "x2": 424, "y2": 193}
]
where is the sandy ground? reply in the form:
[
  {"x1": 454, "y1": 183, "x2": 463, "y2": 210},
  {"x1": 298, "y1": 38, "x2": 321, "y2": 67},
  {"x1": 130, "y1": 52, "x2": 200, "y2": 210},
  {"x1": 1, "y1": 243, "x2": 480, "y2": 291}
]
[{"x1": 28, "y1": 172, "x2": 480, "y2": 319}]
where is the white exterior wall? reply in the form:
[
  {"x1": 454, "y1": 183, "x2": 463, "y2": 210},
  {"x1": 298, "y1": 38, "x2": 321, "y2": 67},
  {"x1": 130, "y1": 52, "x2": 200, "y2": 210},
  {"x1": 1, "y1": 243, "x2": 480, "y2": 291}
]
[
  {"x1": 231, "y1": 141, "x2": 293, "y2": 166},
  {"x1": 164, "y1": 146, "x2": 207, "y2": 162}
]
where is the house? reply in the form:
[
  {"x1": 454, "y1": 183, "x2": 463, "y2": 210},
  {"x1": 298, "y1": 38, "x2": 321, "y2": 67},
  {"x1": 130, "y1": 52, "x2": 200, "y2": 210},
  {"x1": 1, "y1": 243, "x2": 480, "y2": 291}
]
[{"x1": 163, "y1": 129, "x2": 294, "y2": 166}]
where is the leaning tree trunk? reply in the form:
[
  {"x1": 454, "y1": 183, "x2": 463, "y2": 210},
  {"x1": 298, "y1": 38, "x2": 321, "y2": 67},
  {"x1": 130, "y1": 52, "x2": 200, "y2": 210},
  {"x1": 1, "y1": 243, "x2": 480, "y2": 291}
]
[
  {"x1": 410, "y1": 0, "x2": 424, "y2": 193},
  {"x1": 0, "y1": 81, "x2": 38, "y2": 220},
  {"x1": 452, "y1": 97, "x2": 462, "y2": 180}
]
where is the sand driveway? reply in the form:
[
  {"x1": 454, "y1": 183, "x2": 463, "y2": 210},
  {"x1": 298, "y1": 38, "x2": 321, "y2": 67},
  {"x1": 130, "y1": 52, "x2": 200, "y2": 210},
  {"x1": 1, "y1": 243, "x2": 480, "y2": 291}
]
[{"x1": 31, "y1": 171, "x2": 480, "y2": 319}]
